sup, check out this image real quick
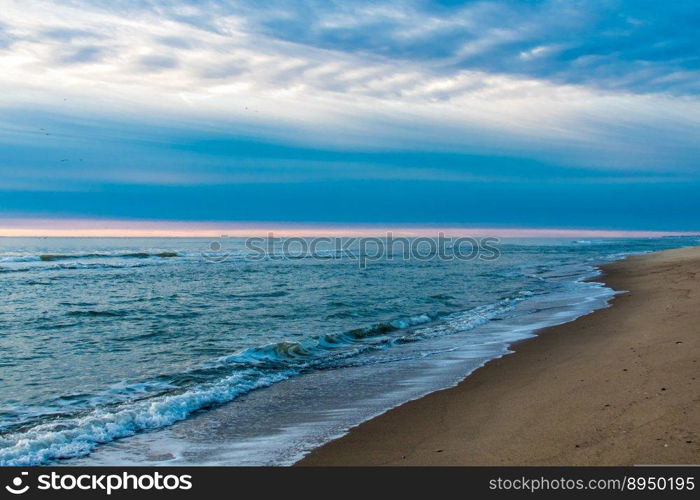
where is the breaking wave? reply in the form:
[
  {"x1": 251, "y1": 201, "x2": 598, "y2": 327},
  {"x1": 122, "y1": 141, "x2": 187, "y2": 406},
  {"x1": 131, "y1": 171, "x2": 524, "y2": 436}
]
[{"x1": 0, "y1": 295, "x2": 526, "y2": 466}]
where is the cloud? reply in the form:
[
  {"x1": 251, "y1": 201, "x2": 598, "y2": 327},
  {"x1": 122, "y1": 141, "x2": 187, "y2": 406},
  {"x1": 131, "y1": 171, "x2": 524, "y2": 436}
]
[
  {"x1": 223, "y1": 0, "x2": 700, "y2": 95},
  {"x1": 3, "y1": 1, "x2": 700, "y2": 94},
  {"x1": 0, "y1": 22, "x2": 16, "y2": 49},
  {"x1": 136, "y1": 54, "x2": 179, "y2": 71},
  {"x1": 0, "y1": 0, "x2": 698, "y2": 175},
  {"x1": 154, "y1": 35, "x2": 195, "y2": 50},
  {"x1": 39, "y1": 27, "x2": 103, "y2": 42},
  {"x1": 56, "y1": 45, "x2": 105, "y2": 64},
  {"x1": 0, "y1": 0, "x2": 698, "y2": 230}
]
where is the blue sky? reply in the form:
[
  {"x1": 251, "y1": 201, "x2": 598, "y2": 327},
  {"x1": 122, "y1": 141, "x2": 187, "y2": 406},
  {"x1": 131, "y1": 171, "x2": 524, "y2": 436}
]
[{"x1": 0, "y1": 0, "x2": 699, "y2": 231}]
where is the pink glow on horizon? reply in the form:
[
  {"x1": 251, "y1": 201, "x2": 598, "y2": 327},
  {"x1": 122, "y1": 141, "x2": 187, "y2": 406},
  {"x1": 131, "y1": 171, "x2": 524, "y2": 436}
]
[{"x1": 0, "y1": 218, "x2": 696, "y2": 238}]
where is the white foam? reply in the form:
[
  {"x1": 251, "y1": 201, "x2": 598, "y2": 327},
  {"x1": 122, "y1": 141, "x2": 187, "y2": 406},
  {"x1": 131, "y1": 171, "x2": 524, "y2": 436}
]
[{"x1": 0, "y1": 369, "x2": 296, "y2": 466}]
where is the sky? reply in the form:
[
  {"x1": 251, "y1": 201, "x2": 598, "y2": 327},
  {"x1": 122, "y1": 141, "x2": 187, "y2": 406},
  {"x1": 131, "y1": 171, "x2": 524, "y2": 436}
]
[{"x1": 0, "y1": 0, "x2": 699, "y2": 234}]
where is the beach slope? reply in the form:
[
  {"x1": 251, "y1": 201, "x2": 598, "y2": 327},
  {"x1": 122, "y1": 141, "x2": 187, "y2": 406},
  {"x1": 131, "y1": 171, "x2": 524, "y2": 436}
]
[{"x1": 298, "y1": 247, "x2": 700, "y2": 465}]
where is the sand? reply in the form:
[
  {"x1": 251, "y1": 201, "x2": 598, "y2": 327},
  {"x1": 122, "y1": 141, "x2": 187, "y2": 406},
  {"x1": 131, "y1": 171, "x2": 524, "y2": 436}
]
[{"x1": 298, "y1": 246, "x2": 700, "y2": 465}]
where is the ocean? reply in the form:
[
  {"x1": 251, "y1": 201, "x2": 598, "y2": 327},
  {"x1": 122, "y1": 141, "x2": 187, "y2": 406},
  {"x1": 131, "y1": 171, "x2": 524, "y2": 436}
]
[{"x1": 0, "y1": 236, "x2": 695, "y2": 465}]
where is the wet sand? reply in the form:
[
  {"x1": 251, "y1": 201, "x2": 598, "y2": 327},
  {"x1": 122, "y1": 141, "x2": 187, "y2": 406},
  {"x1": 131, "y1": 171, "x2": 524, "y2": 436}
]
[{"x1": 298, "y1": 246, "x2": 700, "y2": 465}]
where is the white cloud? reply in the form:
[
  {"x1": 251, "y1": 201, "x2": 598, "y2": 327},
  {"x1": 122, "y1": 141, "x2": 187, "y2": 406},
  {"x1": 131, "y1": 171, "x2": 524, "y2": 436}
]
[{"x1": 0, "y1": 0, "x2": 699, "y2": 172}]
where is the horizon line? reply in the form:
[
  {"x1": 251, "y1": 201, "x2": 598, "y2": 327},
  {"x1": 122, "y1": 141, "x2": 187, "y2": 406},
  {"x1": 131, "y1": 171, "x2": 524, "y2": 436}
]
[{"x1": 0, "y1": 218, "x2": 698, "y2": 238}]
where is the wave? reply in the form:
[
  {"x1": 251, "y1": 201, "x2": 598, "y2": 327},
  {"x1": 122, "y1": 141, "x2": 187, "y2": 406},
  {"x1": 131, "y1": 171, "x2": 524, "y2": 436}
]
[
  {"x1": 0, "y1": 252, "x2": 183, "y2": 273},
  {"x1": 220, "y1": 300, "x2": 520, "y2": 371},
  {"x1": 66, "y1": 310, "x2": 127, "y2": 318},
  {"x1": 229, "y1": 290, "x2": 289, "y2": 299},
  {"x1": 0, "y1": 262, "x2": 152, "y2": 274},
  {"x1": 39, "y1": 252, "x2": 178, "y2": 262},
  {"x1": 0, "y1": 295, "x2": 526, "y2": 466},
  {"x1": 0, "y1": 368, "x2": 294, "y2": 466}
]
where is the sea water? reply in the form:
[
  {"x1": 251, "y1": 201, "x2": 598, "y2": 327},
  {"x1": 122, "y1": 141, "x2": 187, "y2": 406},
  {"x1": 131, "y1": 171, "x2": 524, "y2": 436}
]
[{"x1": 0, "y1": 236, "x2": 695, "y2": 465}]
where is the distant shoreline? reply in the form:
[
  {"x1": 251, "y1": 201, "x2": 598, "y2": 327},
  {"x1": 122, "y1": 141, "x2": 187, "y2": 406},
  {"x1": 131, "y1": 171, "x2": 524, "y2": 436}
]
[{"x1": 298, "y1": 246, "x2": 700, "y2": 465}]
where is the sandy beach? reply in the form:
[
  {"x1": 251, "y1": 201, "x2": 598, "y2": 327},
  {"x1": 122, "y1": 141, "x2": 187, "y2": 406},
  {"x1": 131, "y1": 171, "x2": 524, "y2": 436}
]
[{"x1": 298, "y1": 246, "x2": 700, "y2": 465}]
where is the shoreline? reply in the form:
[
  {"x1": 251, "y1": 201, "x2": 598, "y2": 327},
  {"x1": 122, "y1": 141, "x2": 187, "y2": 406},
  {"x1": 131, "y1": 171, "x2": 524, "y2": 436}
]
[{"x1": 297, "y1": 246, "x2": 700, "y2": 465}]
